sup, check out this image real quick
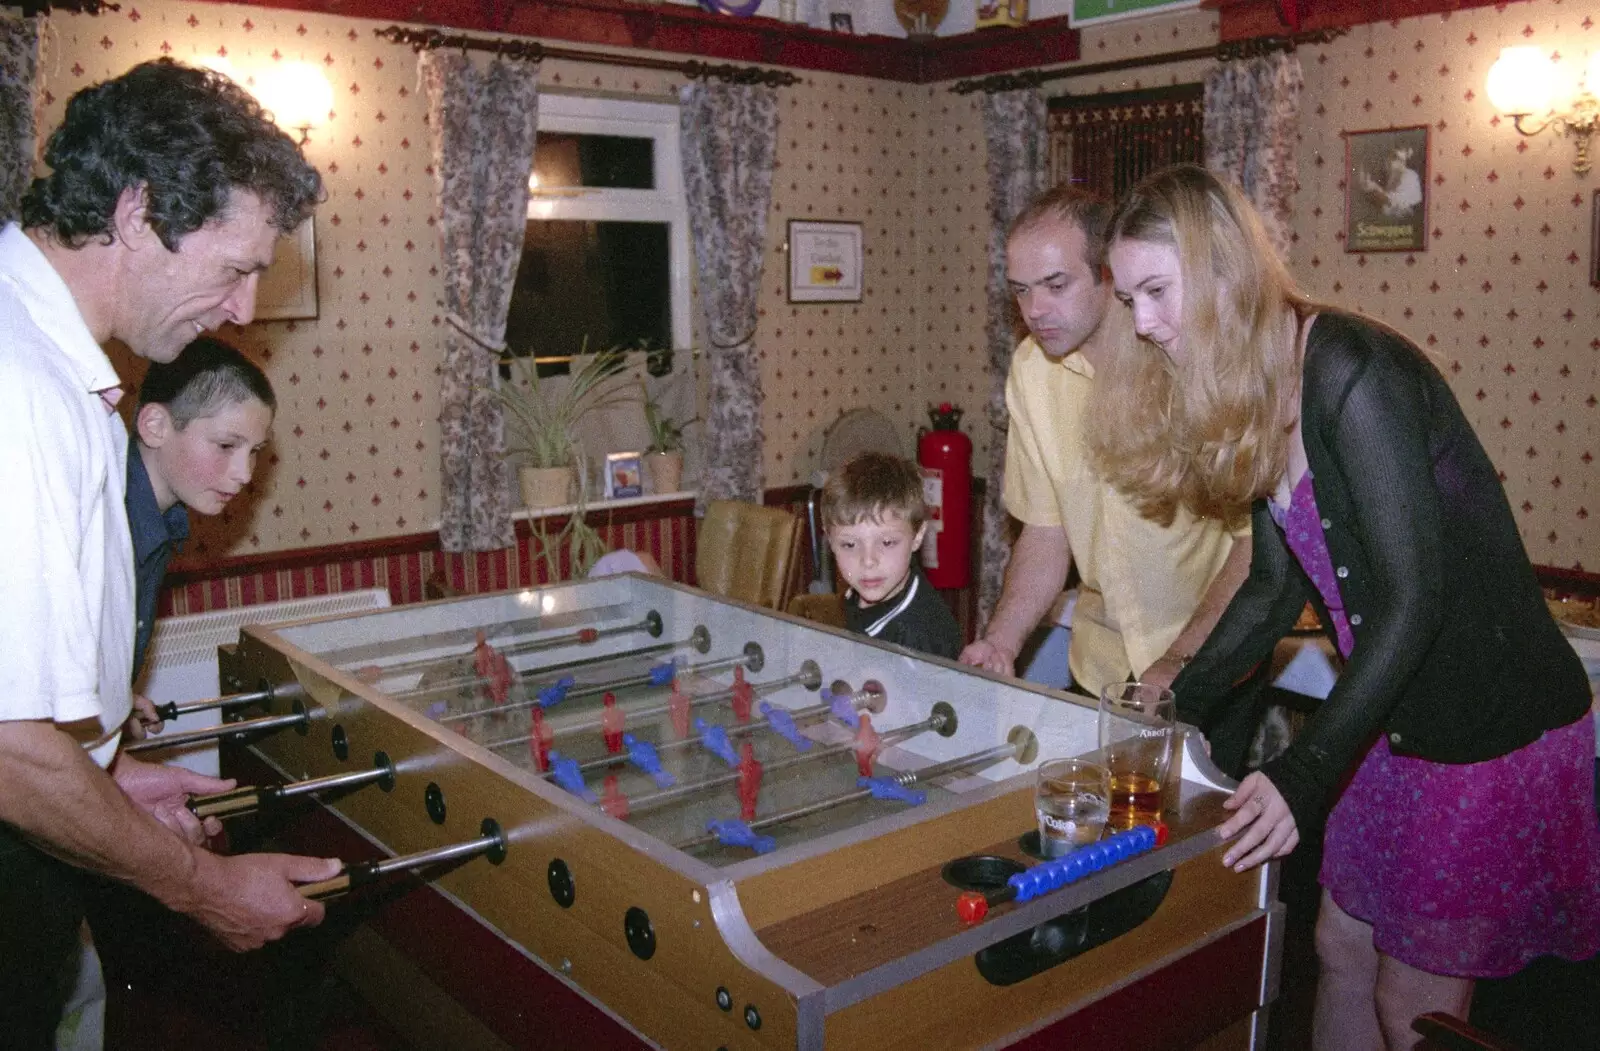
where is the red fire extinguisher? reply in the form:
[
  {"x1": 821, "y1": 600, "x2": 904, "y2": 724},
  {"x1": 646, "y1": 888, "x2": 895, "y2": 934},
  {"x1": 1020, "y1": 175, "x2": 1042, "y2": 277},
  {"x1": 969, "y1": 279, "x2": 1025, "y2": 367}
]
[{"x1": 918, "y1": 402, "x2": 972, "y2": 590}]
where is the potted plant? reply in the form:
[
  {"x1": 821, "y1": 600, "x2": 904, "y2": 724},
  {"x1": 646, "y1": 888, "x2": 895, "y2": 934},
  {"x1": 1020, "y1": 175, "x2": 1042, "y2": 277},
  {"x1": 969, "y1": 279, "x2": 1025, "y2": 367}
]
[
  {"x1": 496, "y1": 342, "x2": 630, "y2": 509},
  {"x1": 642, "y1": 384, "x2": 696, "y2": 495}
]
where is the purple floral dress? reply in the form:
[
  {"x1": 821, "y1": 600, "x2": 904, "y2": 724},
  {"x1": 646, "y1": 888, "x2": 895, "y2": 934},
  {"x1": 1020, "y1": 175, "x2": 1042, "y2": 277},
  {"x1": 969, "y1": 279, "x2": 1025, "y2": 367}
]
[{"x1": 1271, "y1": 472, "x2": 1600, "y2": 977}]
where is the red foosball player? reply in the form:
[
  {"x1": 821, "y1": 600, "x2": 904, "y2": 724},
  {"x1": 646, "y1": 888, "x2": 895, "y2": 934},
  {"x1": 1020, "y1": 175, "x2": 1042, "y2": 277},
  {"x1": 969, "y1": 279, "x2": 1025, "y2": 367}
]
[
  {"x1": 601, "y1": 692, "x2": 625, "y2": 755},
  {"x1": 529, "y1": 707, "x2": 553, "y2": 772},
  {"x1": 473, "y1": 630, "x2": 491, "y2": 680},
  {"x1": 473, "y1": 631, "x2": 515, "y2": 706},
  {"x1": 730, "y1": 665, "x2": 754, "y2": 723},
  {"x1": 736, "y1": 740, "x2": 763, "y2": 822},
  {"x1": 668, "y1": 680, "x2": 691, "y2": 739},
  {"x1": 854, "y1": 712, "x2": 881, "y2": 777},
  {"x1": 600, "y1": 774, "x2": 630, "y2": 820}
]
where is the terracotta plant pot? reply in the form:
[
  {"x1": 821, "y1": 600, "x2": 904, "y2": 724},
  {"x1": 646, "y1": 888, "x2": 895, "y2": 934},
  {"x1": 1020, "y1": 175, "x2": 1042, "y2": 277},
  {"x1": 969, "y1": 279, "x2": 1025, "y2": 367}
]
[
  {"x1": 519, "y1": 465, "x2": 575, "y2": 510},
  {"x1": 643, "y1": 451, "x2": 684, "y2": 495}
]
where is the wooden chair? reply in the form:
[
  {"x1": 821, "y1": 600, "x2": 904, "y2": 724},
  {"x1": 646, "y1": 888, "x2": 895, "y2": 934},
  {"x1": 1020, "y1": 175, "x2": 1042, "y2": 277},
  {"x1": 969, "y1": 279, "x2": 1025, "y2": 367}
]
[
  {"x1": 1411, "y1": 1012, "x2": 1521, "y2": 1051},
  {"x1": 785, "y1": 590, "x2": 846, "y2": 629},
  {"x1": 695, "y1": 500, "x2": 802, "y2": 610}
]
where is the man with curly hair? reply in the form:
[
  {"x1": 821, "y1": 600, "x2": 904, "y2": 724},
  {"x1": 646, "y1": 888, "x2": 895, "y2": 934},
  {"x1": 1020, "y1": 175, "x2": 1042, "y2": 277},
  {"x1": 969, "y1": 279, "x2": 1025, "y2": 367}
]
[{"x1": 0, "y1": 59, "x2": 336, "y2": 1047}]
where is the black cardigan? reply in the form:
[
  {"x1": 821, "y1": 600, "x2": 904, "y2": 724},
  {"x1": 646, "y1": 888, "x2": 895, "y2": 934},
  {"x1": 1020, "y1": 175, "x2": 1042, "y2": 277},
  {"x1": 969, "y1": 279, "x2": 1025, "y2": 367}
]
[{"x1": 1171, "y1": 311, "x2": 1591, "y2": 837}]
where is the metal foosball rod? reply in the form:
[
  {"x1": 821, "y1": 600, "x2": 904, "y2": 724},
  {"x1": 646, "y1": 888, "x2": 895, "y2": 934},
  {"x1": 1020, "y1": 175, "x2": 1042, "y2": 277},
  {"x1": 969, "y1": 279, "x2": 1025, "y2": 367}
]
[
  {"x1": 590, "y1": 678, "x2": 888, "y2": 775},
  {"x1": 384, "y1": 624, "x2": 711, "y2": 703},
  {"x1": 680, "y1": 726, "x2": 1040, "y2": 854},
  {"x1": 186, "y1": 754, "x2": 398, "y2": 820},
  {"x1": 147, "y1": 680, "x2": 303, "y2": 723},
  {"x1": 479, "y1": 659, "x2": 827, "y2": 755},
  {"x1": 615, "y1": 702, "x2": 958, "y2": 817},
  {"x1": 124, "y1": 706, "x2": 316, "y2": 754},
  {"x1": 435, "y1": 643, "x2": 766, "y2": 726},
  {"x1": 297, "y1": 818, "x2": 508, "y2": 901},
  {"x1": 349, "y1": 611, "x2": 665, "y2": 680}
]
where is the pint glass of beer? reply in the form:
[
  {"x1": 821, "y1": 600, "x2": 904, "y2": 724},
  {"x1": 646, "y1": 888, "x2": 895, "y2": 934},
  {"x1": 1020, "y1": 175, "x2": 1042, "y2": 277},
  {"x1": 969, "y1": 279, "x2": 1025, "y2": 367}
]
[{"x1": 1098, "y1": 682, "x2": 1176, "y2": 831}]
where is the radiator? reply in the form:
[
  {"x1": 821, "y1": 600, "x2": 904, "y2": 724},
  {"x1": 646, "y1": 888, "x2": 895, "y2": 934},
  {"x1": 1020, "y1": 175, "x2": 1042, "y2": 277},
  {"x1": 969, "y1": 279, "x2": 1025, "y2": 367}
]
[{"x1": 139, "y1": 588, "x2": 392, "y2": 776}]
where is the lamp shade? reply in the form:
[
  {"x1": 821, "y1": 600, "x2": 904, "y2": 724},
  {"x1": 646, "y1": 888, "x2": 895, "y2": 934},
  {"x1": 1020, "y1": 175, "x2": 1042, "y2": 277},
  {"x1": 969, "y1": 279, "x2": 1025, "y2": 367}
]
[
  {"x1": 1485, "y1": 47, "x2": 1556, "y2": 115},
  {"x1": 257, "y1": 61, "x2": 334, "y2": 133}
]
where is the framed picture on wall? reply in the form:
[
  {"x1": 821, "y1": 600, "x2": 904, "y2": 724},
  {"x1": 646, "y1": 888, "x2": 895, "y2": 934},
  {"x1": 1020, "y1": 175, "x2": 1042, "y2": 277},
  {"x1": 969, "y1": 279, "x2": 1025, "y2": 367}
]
[
  {"x1": 1343, "y1": 125, "x2": 1429, "y2": 253},
  {"x1": 1591, "y1": 189, "x2": 1600, "y2": 288},
  {"x1": 787, "y1": 220, "x2": 863, "y2": 303},
  {"x1": 254, "y1": 217, "x2": 319, "y2": 320}
]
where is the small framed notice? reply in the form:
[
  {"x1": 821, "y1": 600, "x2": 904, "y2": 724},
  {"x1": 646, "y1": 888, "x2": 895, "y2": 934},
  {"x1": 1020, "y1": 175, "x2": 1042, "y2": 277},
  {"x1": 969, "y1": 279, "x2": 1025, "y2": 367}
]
[
  {"x1": 788, "y1": 220, "x2": 863, "y2": 303},
  {"x1": 604, "y1": 451, "x2": 644, "y2": 499}
]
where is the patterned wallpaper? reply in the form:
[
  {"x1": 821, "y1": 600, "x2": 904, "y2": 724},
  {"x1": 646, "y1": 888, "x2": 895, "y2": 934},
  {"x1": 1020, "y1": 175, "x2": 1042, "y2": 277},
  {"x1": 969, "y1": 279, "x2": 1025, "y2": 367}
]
[
  {"x1": 37, "y1": 0, "x2": 445, "y2": 559},
  {"x1": 1287, "y1": 2, "x2": 1599, "y2": 570},
  {"x1": 1024, "y1": 3, "x2": 1599, "y2": 570},
  {"x1": 765, "y1": 77, "x2": 987, "y2": 485},
  {"x1": 32, "y1": 0, "x2": 1599, "y2": 571}
]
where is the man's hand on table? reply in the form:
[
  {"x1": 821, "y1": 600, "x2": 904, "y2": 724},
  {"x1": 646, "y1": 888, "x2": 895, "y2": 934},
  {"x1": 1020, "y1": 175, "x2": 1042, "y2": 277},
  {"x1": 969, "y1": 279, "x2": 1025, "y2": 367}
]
[{"x1": 960, "y1": 638, "x2": 1018, "y2": 677}]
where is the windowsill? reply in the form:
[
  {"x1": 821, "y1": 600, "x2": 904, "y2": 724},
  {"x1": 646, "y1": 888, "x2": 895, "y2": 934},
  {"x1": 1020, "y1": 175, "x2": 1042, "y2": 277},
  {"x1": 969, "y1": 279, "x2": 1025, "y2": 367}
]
[{"x1": 509, "y1": 489, "x2": 697, "y2": 523}]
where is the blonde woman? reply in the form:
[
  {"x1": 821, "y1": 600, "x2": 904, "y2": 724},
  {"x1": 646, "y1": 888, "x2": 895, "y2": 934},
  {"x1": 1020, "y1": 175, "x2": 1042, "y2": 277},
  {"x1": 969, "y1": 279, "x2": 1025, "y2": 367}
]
[{"x1": 1093, "y1": 164, "x2": 1599, "y2": 1049}]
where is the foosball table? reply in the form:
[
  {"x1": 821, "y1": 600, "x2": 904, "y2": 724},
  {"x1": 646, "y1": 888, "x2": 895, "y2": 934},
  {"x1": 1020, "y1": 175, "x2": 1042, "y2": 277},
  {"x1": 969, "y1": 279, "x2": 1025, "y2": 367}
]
[{"x1": 202, "y1": 574, "x2": 1282, "y2": 1050}]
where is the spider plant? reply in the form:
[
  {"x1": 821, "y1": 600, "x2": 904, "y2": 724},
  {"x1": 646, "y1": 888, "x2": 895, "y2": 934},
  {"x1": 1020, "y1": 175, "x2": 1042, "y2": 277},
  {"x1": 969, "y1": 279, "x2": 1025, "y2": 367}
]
[
  {"x1": 496, "y1": 341, "x2": 632, "y2": 470},
  {"x1": 642, "y1": 382, "x2": 698, "y2": 455}
]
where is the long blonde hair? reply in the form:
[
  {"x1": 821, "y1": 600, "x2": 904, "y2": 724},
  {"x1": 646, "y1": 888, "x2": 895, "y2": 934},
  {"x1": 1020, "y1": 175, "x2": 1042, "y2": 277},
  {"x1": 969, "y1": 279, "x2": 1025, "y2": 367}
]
[{"x1": 1088, "y1": 165, "x2": 1316, "y2": 525}]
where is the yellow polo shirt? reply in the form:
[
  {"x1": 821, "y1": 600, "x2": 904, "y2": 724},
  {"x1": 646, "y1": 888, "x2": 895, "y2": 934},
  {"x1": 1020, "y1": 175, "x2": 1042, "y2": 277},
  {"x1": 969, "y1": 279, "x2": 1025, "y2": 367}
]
[{"x1": 1002, "y1": 334, "x2": 1240, "y2": 695}]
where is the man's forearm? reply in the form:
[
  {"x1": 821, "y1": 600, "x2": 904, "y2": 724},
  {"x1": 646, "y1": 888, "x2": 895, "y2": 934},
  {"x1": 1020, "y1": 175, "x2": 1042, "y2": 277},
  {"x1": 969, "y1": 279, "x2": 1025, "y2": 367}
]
[
  {"x1": 0, "y1": 720, "x2": 199, "y2": 907},
  {"x1": 982, "y1": 524, "x2": 1072, "y2": 652}
]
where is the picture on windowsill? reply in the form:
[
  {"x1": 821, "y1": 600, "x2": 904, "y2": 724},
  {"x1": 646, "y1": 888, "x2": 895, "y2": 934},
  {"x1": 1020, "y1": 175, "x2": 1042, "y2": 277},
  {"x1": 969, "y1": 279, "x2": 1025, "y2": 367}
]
[
  {"x1": 829, "y1": 12, "x2": 855, "y2": 33},
  {"x1": 605, "y1": 452, "x2": 644, "y2": 500},
  {"x1": 1344, "y1": 125, "x2": 1429, "y2": 253}
]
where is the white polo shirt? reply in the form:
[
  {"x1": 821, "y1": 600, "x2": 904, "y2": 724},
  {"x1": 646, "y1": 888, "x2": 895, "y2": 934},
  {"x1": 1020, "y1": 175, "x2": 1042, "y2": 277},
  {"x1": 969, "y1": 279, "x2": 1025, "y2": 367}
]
[{"x1": 0, "y1": 224, "x2": 133, "y2": 768}]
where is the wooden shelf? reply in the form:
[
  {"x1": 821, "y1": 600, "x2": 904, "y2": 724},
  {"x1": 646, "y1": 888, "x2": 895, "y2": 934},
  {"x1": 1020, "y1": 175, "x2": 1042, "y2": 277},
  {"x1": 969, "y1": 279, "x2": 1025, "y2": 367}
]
[{"x1": 184, "y1": 0, "x2": 1078, "y2": 82}]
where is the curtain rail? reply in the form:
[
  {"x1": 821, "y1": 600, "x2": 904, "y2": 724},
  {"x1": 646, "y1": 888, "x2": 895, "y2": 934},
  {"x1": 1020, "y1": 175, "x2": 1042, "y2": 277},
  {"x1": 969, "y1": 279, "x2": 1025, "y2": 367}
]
[
  {"x1": 18, "y1": 1, "x2": 118, "y2": 15},
  {"x1": 373, "y1": 25, "x2": 800, "y2": 87},
  {"x1": 950, "y1": 26, "x2": 1346, "y2": 95}
]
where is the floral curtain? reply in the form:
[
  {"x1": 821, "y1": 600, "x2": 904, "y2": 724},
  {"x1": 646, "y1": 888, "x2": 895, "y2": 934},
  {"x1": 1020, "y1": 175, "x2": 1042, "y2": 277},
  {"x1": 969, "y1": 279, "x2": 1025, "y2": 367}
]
[
  {"x1": 1204, "y1": 51, "x2": 1303, "y2": 258},
  {"x1": 422, "y1": 51, "x2": 541, "y2": 552},
  {"x1": 0, "y1": 13, "x2": 39, "y2": 226},
  {"x1": 1048, "y1": 84, "x2": 1205, "y2": 202},
  {"x1": 978, "y1": 87, "x2": 1048, "y2": 625},
  {"x1": 679, "y1": 81, "x2": 779, "y2": 511}
]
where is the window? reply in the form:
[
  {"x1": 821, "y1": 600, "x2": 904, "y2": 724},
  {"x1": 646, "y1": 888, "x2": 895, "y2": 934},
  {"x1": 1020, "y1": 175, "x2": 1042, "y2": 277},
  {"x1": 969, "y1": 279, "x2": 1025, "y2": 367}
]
[
  {"x1": 1047, "y1": 84, "x2": 1204, "y2": 201},
  {"x1": 503, "y1": 95, "x2": 692, "y2": 374}
]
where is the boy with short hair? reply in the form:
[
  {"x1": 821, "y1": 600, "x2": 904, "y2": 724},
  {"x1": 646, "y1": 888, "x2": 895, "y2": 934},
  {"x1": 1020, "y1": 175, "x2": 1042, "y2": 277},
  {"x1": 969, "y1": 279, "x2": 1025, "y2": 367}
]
[
  {"x1": 125, "y1": 336, "x2": 276, "y2": 736},
  {"x1": 822, "y1": 452, "x2": 961, "y2": 659}
]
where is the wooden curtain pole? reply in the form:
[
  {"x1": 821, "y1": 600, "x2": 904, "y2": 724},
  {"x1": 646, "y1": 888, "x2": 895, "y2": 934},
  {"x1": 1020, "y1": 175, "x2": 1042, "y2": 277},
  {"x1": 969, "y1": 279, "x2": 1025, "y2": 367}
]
[
  {"x1": 17, "y1": 1, "x2": 119, "y2": 15},
  {"x1": 373, "y1": 25, "x2": 800, "y2": 87},
  {"x1": 950, "y1": 26, "x2": 1346, "y2": 95}
]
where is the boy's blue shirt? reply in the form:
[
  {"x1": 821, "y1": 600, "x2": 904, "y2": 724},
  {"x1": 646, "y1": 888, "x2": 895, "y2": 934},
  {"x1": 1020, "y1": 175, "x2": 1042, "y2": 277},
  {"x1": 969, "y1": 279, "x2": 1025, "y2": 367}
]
[{"x1": 126, "y1": 449, "x2": 189, "y2": 680}]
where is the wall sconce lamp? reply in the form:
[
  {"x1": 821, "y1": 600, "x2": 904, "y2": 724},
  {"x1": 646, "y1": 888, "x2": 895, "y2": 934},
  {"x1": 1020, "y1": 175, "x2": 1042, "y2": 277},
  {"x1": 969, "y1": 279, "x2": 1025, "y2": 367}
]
[
  {"x1": 255, "y1": 61, "x2": 334, "y2": 145},
  {"x1": 1486, "y1": 47, "x2": 1600, "y2": 174}
]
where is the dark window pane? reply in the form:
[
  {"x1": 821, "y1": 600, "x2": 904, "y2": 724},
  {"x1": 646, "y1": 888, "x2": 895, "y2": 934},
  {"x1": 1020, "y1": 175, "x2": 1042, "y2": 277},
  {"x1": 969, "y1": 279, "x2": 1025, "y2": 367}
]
[
  {"x1": 533, "y1": 133, "x2": 654, "y2": 190},
  {"x1": 503, "y1": 220, "x2": 671, "y2": 376}
]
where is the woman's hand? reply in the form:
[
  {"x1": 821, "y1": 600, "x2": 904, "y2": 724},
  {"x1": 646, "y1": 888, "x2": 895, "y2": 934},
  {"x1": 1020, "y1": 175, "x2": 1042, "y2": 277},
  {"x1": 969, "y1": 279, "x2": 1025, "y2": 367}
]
[{"x1": 1218, "y1": 771, "x2": 1298, "y2": 872}]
